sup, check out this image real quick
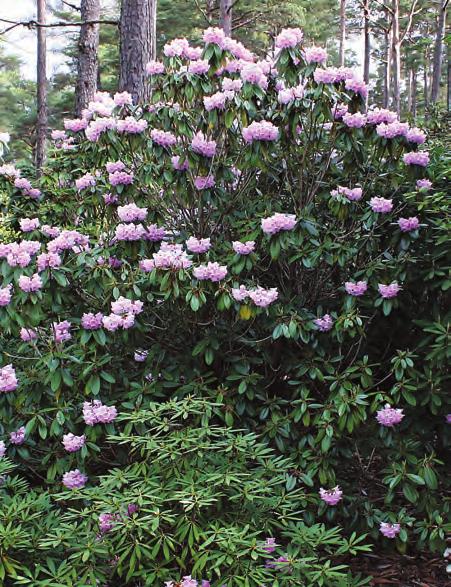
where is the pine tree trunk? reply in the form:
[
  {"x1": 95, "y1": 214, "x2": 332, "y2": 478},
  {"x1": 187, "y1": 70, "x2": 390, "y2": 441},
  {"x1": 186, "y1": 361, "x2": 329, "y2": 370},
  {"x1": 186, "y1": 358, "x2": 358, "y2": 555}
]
[
  {"x1": 431, "y1": 0, "x2": 447, "y2": 103},
  {"x1": 219, "y1": 0, "x2": 232, "y2": 36},
  {"x1": 75, "y1": 0, "x2": 100, "y2": 116},
  {"x1": 363, "y1": 0, "x2": 370, "y2": 84},
  {"x1": 383, "y1": 22, "x2": 392, "y2": 108},
  {"x1": 119, "y1": 0, "x2": 157, "y2": 103},
  {"x1": 391, "y1": 0, "x2": 401, "y2": 115},
  {"x1": 407, "y1": 68, "x2": 413, "y2": 111},
  {"x1": 339, "y1": 0, "x2": 346, "y2": 66},
  {"x1": 424, "y1": 49, "x2": 429, "y2": 109},
  {"x1": 36, "y1": 0, "x2": 47, "y2": 174},
  {"x1": 411, "y1": 69, "x2": 417, "y2": 118}
]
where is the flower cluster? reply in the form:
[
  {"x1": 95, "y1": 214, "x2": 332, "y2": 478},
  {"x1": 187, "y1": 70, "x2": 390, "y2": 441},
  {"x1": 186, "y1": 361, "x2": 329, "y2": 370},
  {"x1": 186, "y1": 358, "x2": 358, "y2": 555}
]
[
  {"x1": 261, "y1": 213, "x2": 296, "y2": 235},
  {"x1": 0, "y1": 364, "x2": 18, "y2": 393},
  {"x1": 140, "y1": 243, "x2": 192, "y2": 271},
  {"x1": 242, "y1": 121, "x2": 279, "y2": 143},
  {"x1": 193, "y1": 262, "x2": 228, "y2": 282},
  {"x1": 319, "y1": 486, "x2": 343, "y2": 506},
  {"x1": 62, "y1": 433, "x2": 86, "y2": 453},
  {"x1": 62, "y1": 469, "x2": 88, "y2": 489},
  {"x1": 376, "y1": 404, "x2": 404, "y2": 427},
  {"x1": 83, "y1": 400, "x2": 117, "y2": 426}
]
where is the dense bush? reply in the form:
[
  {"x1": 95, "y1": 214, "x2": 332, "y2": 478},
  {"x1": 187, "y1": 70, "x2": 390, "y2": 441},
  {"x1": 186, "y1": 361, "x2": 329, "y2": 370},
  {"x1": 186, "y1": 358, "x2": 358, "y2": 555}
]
[{"x1": 0, "y1": 26, "x2": 449, "y2": 586}]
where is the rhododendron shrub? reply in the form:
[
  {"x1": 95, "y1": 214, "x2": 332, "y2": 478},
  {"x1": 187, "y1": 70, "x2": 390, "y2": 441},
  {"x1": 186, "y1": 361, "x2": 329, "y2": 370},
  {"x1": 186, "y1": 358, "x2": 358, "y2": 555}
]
[{"x1": 0, "y1": 27, "x2": 450, "y2": 585}]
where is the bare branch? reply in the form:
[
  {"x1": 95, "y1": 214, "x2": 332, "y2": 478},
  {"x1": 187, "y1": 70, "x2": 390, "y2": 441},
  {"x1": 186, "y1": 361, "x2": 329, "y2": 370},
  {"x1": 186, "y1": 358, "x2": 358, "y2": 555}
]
[{"x1": 0, "y1": 17, "x2": 118, "y2": 36}]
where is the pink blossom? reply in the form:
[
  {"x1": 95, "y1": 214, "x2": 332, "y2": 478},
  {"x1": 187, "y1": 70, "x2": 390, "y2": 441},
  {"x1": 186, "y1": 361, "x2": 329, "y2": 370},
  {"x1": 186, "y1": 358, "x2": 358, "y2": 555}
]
[
  {"x1": 222, "y1": 77, "x2": 243, "y2": 92},
  {"x1": 145, "y1": 224, "x2": 167, "y2": 241},
  {"x1": 378, "y1": 282, "x2": 401, "y2": 299},
  {"x1": 376, "y1": 121, "x2": 409, "y2": 139},
  {"x1": 41, "y1": 225, "x2": 61, "y2": 238},
  {"x1": 242, "y1": 121, "x2": 279, "y2": 143},
  {"x1": 247, "y1": 287, "x2": 278, "y2": 307},
  {"x1": 194, "y1": 175, "x2": 215, "y2": 190},
  {"x1": 102, "y1": 313, "x2": 124, "y2": 331},
  {"x1": 275, "y1": 28, "x2": 303, "y2": 49},
  {"x1": 0, "y1": 441, "x2": 5, "y2": 457},
  {"x1": 18, "y1": 273, "x2": 43, "y2": 293},
  {"x1": 113, "y1": 91, "x2": 133, "y2": 106},
  {"x1": 343, "y1": 112, "x2": 367, "y2": 128},
  {"x1": 203, "y1": 27, "x2": 226, "y2": 47},
  {"x1": 0, "y1": 284, "x2": 12, "y2": 307},
  {"x1": 53, "y1": 320, "x2": 72, "y2": 343},
  {"x1": 106, "y1": 161, "x2": 126, "y2": 174},
  {"x1": 62, "y1": 433, "x2": 86, "y2": 453},
  {"x1": 81, "y1": 312, "x2": 104, "y2": 330},
  {"x1": 104, "y1": 193, "x2": 119, "y2": 205},
  {"x1": 304, "y1": 46, "x2": 327, "y2": 64},
  {"x1": 83, "y1": 400, "x2": 117, "y2": 425},
  {"x1": 188, "y1": 60, "x2": 210, "y2": 75},
  {"x1": 85, "y1": 117, "x2": 117, "y2": 141},
  {"x1": 163, "y1": 38, "x2": 189, "y2": 57},
  {"x1": 10, "y1": 426, "x2": 26, "y2": 445},
  {"x1": 366, "y1": 108, "x2": 398, "y2": 125},
  {"x1": 62, "y1": 469, "x2": 87, "y2": 489},
  {"x1": 263, "y1": 537, "x2": 277, "y2": 553},
  {"x1": 403, "y1": 151, "x2": 430, "y2": 167},
  {"x1": 19, "y1": 218, "x2": 40, "y2": 233},
  {"x1": 117, "y1": 203, "x2": 147, "y2": 222},
  {"x1": 14, "y1": 177, "x2": 32, "y2": 191},
  {"x1": 191, "y1": 132, "x2": 216, "y2": 158},
  {"x1": 344, "y1": 77, "x2": 368, "y2": 99},
  {"x1": 193, "y1": 262, "x2": 227, "y2": 282},
  {"x1": 445, "y1": 414, "x2": 451, "y2": 424},
  {"x1": 0, "y1": 164, "x2": 20, "y2": 178},
  {"x1": 406, "y1": 127, "x2": 426, "y2": 144},
  {"x1": 134, "y1": 349, "x2": 148, "y2": 362},
  {"x1": 416, "y1": 179, "x2": 432, "y2": 190},
  {"x1": 376, "y1": 404, "x2": 404, "y2": 427},
  {"x1": 64, "y1": 118, "x2": 89, "y2": 132},
  {"x1": 171, "y1": 155, "x2": 189, "y2": 171},
  {"x1": 369, "y1": 197, "x2": 393, "y2": 213},
  {"x1": 0, "y1": 364, "x2": 18, "y2": 393},
  {"x1": 37, "y1": 252, "x2": 62, "y2": 272},
  {"x1": 186, "y1": 237, "x2": 211, "y2": 253},
  {"x1": 314, "y1": 67, "x2": 338, "y2": 84},
  {"x1": 75, "y1": 173, "x2": 96, "y2": 191},
  {"x1": 240, "y1": 63, "x2": 268, "y2": 88},
  {"x1": 146, "y1": 60, "x2": 165, "y2": 75},
  {"x1": 151, "y1": 129, "x2": 177, "y2": 148},
  {"x1": 398, "y1": 217, "x2": 420, "y2": 232},
  {"x1": 116, "y1": 117, "x2": 148, "y2": 134},
  {"x1": 140, "y1": 243, "x2": 192, "y2": 270},
  {"x1": 331, "y1": 186, "x2": 363, "y2": 201},
  {"x1": 319, "y1": 486, "x2": 343, "y2": 506},
  {"x1": 232, "y1": 285, "x2": 249, "y2": 301},
  {"x1": 111, "y1": 296, "x2": 143, "y2": 316},
  {"x1": 203, "y1": 92, "x2": 228, "y2": 111},
  {"x1": 47, "y1": 230, "x2": 89, "y2": 253},
  {"x1": 345, "y1": 281, "x2": 367, "y2": 296},
  {"x1": 20, "y1": 327, "x2": 37, "y2": 342},
  {"x1": 185, "y1": 46, "x2": 203, "y2": 60},
  {"x1": 115, "y1": 222, "x2": 146, "y2": 241},
  {"x1": 6, "y1": 246, "x2": 31, "y2": 268},
  {"x1": 99, "y1": 513, "x2": 117, "y2": 533},
  {"x1": 232, "y1": 241, "x2": 255, "y2": 255},
  {"x1": 379, "y1": 522, "x2": 401, "y2": 538},
  {"x1": 314, "y1": 314, "x2": 333, "y2": 332},
  {"x1": 261, "y1": 212, "x2": 296, "y2": 235}
]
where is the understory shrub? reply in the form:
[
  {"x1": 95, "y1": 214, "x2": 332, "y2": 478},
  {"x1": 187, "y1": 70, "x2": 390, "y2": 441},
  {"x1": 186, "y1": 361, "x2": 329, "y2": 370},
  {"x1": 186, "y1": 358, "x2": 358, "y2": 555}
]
[{"x1": 0, "y1": 26, "x2": 450, "y2": 586}]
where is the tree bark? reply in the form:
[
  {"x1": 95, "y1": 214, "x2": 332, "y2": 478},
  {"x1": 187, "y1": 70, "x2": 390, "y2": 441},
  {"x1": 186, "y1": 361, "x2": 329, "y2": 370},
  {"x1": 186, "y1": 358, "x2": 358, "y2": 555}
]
[
  {"x1": 36, "y1": 0, "x2": 47, "y2": 174},
  {"x1": 363, "y1": 0, "x2": 370, "y2": 84},
  {"x1": 383, "y1": 20, "x2": 392, "y2": 108},
  {"x1": 75, "y1": 0, "x2": 100, "y2": 116},
  {"x1": 119, "y1": 0, "x2": 157, "y2": 103},
  {"x1": 431, "y1": 0, "x2": 447, "y2": 103},
  {"x1": 424, "y1": 48, "x2": 429, "y2": 109},
  {"x1": 339, "y1": 0, "x2": 346, "y2": 66},
  {"x1": 391, "y1": 0, "x2": 401, "y2": 115},
  {"x1": 219, "y1": 0, "x2": 232, "y2": 36},
  {"x1": 411, "y1": 68, "x2": 417, "y2": 117}
]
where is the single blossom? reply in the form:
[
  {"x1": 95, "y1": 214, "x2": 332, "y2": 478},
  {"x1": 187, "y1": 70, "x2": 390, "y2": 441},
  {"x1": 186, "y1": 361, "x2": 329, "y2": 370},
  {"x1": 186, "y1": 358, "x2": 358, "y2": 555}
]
[
  {"x1": 193, "y1": 262, "x2": 227, "y2": 282},
  {"x1": 186, "y1": 237, "x2": 211, "y2": 253},
  {"x1": 247, "y1": 286, "x2": 278, "y2": 307},
  {"x1": 20, "y1": 327, "x2": 37, "y2": 342},
  {"x1": 53, "y1": 320, "x2": 72, "y2": 343},
  {"x1": 62, "y1": 469, "x2": 88, "y2": 489},
  {"x1": 416, "y1": 179, "x2": 432, "y2": 190},
  {"x1": 0, "y1": 364, "x2": 18, "y2": 393},
  {"x1": 261, "y1": 213, "x2": 296, "y2": 235},
  {"x1": 134, "y1": 349, "x2": 148, "y2": 362},
  {"x1": 314, "y1": 314, "x2": 333, "y2": 332},
  {"x1": 0, "y1": 440, "x2": 6, "y2": 458},
  {"x1": 398, "y1": 216, "x2": 420, "y2": 232},
  {"x1": 275, "y1": 27, "x2": 303, "y2": 49},
  {"x1": 19, "y1": 218, "x2": 40, "y2": 232},
  {"x1": 232, "y1": 241, "x2": 255, "y2": 255},
  {"x1": 369, "y1": 197, "x2": 393, "y2": 213},
  {"x1": 62, "y1": 433, "x2": 86, "y2": 453},
  {"x1": 10, "y1": 426, "x2": 26, "y2": 445},
  {"x1": 242, "y1": 121, "x2": 279, "y2": 143},
  {"x1": 379, "y1": 522, "x2": 401, "y2": 539},
  {"x1": 378, "y1": 282, "x2": 401, "y2": 299},
  {"x1": 403, "y1": 151, "x2": 430, "y2": 167},
  {"x1": 344, "y1": 281, "x2": 368, "y2": 296},
  {"x1": 376, "y1": 404, "x2": 404, "y2": 427},
  {"x1": 0, "y1": 284, "x2": 12, "y2": 307},
  {"x1": 319, "y1": 486, "x2": 343, "y2": 506},
  {"x1": 18, "y1": 273, "x2": 43, "y2": 293},
  {"x1": 83, "y1": 400, "x2": 117, "y2": 425},
  {"x1": 81, "y1": 312, "x2": 104, "y2": 330}
]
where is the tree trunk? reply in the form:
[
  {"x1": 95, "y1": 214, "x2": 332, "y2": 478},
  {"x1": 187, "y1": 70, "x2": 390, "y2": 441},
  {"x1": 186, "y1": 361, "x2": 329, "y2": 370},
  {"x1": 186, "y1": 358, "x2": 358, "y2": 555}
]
[
  {"x1": 391, "y1": 0, "x2": 401, "y2": 115},
  {"x1": 411, "y1": 69, "x2": 417, "y2": 118},
  {"x1": 36, "y1": 0, "x2": 47, "y2": 174},
  {"x1": 383, "y1": 22, "x2": 392, "y2": 108},
  {"x1": 219, "y1": 0, "x2": 232, "y2": 36},
  {"x1": 75, "y1": 0, "x2": 100, "y2": 116},
  {"x1": 431, "y1": 0, "x2": 447, "y2": 103},
  {"x1": 119, "y1": 0, "x2": 157, "y2": 103},
  {"x1": 424, "y1": 49, "x2": 429, "y2": 109},
  {"x1": 363, "y1": 0, "x2": 370, "y2": 84},
  {"x1": 448, "y1": 34, "x2": 451, "y2": 111},
  {"x1": 339, "y1": 0, "x2": 346, "y2": 66}
]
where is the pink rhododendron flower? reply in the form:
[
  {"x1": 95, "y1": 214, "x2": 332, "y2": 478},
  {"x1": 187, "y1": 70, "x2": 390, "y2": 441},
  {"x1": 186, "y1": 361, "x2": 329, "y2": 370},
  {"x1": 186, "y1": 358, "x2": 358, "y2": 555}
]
[
  {"x1": 376, "y1": 404, "x2": 404, "y2": 427},
  {"x1": 83, "y1": 400, "x2": 117, "y2": 425},
  {"x1": 275, "y1": 28, "x2": 303, "y2": 49},
  {"x1": 186, "y1": 237, "x2": 211, "y2": 254},
  {"x1": 240, "y1": 63, "x2": 268, "y2": 88},
  {"x1": 0, "y1": 441, "x2": 5, "y2": 458},
  {"x1": 369, "y1": 197, "x2": 393, "y2": 213},
  {"x1": 116, "y1": 117, "x2": 148, "y2": 134},
  {"x1": 416, "y1": 179, "x2": 431, "y2": 190},
  {"x1": 20, "y1": 327, "x2": 37, "y2": 342},
  {"x1": 194, "y1": 175, "x2": 215, "y2": 190},
  {"x1": 314, "y1": 314, "x2": 333, "y2": 332},
  {"x1": 203, "y1": 26, "x2": 226, "y2": 46},
  {"x1": 20, "y1": 218, "x2": 40, "y2": 232},
  {"x1": 151, "y1": 129, "x2": 177, "y2": 147},
  {"x1": 345, "y1": 281, "x2": 368, "y2": 296},
  {"x1": 222, "y1": 77, "x2": 243, "y2": 92},
  {"x1": 62, "y1": 433, "x2": 86, "y2": 453},
  {"x1": 376, "y1": 121, "x2": 409, "y2": 139},
  {"x1": 18, "y1": 273, "x2": 43, "y2": 293},
  {"x1": 261, "y1": 212, "x2": 296, "y2": 235},
  {"x1": 445, "y1": 414, "x2": 451, "y2": 424},
  {"x1": 111, "y1": 296, "x2": 143, "y2": 316},
  {"x1": 146, "y1": 60, "x2": 165, "y2": 75},
  {"x1": 117, "y1": 203, "x2": 147, "y2": 222},
  {"x1": 64, "y1": 118, "x2": 89, "y2": 132},
  {"x1": 140, "y1": 243, "x2": 192, "y2": 270},
  {"x1": 99, "y1": 513, "x2": 117, "y2": 533},
  {"x1": 232, "y1": 241, "x2": 255, "y2": 255},
  {"x1": 248, "y1": 287, "x2": 278, "y2": 307},
  {"x1": 403, "y1": 151, "x2": 430, "y2": 167},
  {"x1": 47, "y1": 230, "x2": 89, "y2": 253},
  {"x1": 106, "y1": 161, "x2": 126, "y2": 174},
  {"x1": 231, "y1": 285, "x2": 249, "y2": 301},
  {"x1": 145, "y1": 224, "x2": 167, "y2": 241},
  {"x1": 104, "y1": 193, "x2": 119, "y2": 205},
  {"x1": 10, "y1": 426, "x2": 26, "y2": 444},
  {"x1": 304, "y1": 46, "x2": 327, "y2": 64},
  {"x1": 193, "y1": 262, "x2": 227, "y2": 282},
  {"x1": 343, "y1": 112, "x2": 367, "y2": 128},
  {"x1": 242, "y1": 121, "x2": 279, "y2": 143},
  {"x1": 379, "y1": 522, "x2": 401, "y2": 538},
  {"x1": 314, "y1": 67, "x2": 338, "y2": 84},
  {"x1": 0, "y1": 284, "x2": 12, "y2": 306},
  {"x1": 263, "y1": 537, "x2": 277, "y2": 553},
  {"x1": 75, "y1": 173, "x2": 96, "y2": 191},
  {"x1": 62, "y1": 469, "x2": 87, "y2": 489},
  {"x1": 331, "y1": 186, "x2": 363, "y2": 201},
  {"x1": 163, "y1": 37, "x2": 189, "y2": 57},
  {"x1": 378, "y1": 282, "x2": 401, "y2": 298},
  {"x1": 0, "y1": 163, "x2": 20, "y2": 178},
  {"x1": 115, "y1": 223, "x2": 146, "y2": 241},
  {"x1": 344, "y1": 77, "x2": 368, "y2": 99},
  {"x1": 191, "y1": 132, "x2": 217, "y2": 158},
  {"x1": 37, "y1": 252, "x2": 62, "y2": 272},
  {"x1": 53, "y1": 320, "x2": 72, "y2": 343},
  {"x1": 188, "y1": 59, "x2": 210, "y2": 75},
  {"x1": 113, "y1": 91, "x2": 133, "y2": 106},
  {"x1": 81, "y1": 312, "x2": 104, "y2": 330},
  {"x1": 171, "y1": 155, "x2": 189, "y2": 171},
  {"x1": 203, "y1": 91, "x2": 228, "y2": 111},
  {"x1": 366, "y1": 108, "x2": 398, "y2": 125},
  {"x1": 319, "y1": 486, "x2": 343, "y2": 505},
  {"x1": 0, "y1": 364, "x2": 18, "y2": 392},
  {"x1": 109, "y1": 170, "x2": 134, "y2": 186},
  {"x1": 406, "y1": 127, "x2": 426, "y2": 144},
  {"x1": 14, "y1": 177, "x2": 32, "y2": 191}
]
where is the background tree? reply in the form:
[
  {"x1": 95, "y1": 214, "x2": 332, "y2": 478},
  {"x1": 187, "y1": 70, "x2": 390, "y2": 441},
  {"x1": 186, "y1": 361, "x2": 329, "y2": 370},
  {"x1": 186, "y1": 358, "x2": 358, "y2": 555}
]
[
  {"x1": 36, "y1": 0, "x2": 48, "y2": 173},
  {"x1": 430, "y1": 0, "x2": 448, "y2": 103},
  {"x1": 75, "y1": 0, "x2": 101, "y2": 116}
]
